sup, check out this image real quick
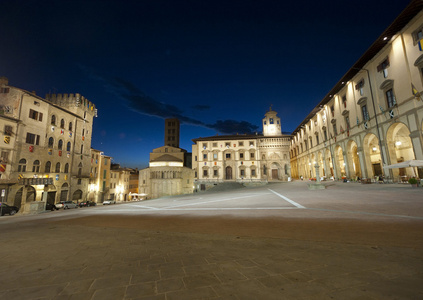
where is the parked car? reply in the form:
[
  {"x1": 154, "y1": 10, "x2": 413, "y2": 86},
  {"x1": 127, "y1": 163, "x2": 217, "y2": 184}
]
[
  {"x1": 57, "y1": 201, "x2": 78, "y2": 209},
  {"x1": 55, "y1": 202, "x2": 64, "y2": 209},
  {"x1": 45, "y1": 202, "x2": 58, "y2": 211},
  {"x1": 79, "y1": 200, "x2": 97, "y2": 207},
  {"x1": 0, "y1": 203, "x2": 19, "y2": 216},
  {"x1": 103, "y1": 199, "x2": 116, "y2": 205}
]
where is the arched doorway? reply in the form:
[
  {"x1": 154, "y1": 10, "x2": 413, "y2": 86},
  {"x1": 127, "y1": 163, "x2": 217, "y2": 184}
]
[
  {"x1": 347, "y1": 140, "x2": 361, "y2": 179},
  {"x1": 225, "y1": 166, "x2": 232, "y2": 180},
  {"x1": 60, "y1": 183, "x2": 69, "y2": 203},
  {"x1": 270, "y1": 162, "x2": 281, "y2": 180},
  {"x1": 363, "y1": 133, "x2": 383, "y2": 178},
  {"x1": 325, "y1": 149, "x2": 334, "y2": 178},
  {"x1": 14, "y1": 186, "x2": 36, "y2": 209},
  {"x1": 72, "y1": 189, "x2": 83, "y2": 202},
  {"x1": 335, "y1": 145, "x2": 346, "y2": 178},
  {"x1": 386, "y1": 123, "x2": 415, "y2": 181}
]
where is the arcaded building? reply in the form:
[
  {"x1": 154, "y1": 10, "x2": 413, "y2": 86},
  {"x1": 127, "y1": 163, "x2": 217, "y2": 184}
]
[
  {"x1": 290, "y1": 1, "x2": 423, "y2": 182},
  {"x1": 192, "y1": 108, "x2": 291, "y2": 190},
  {"x1": 0, "y1": 77, "x2": 97, "y2": 211}
]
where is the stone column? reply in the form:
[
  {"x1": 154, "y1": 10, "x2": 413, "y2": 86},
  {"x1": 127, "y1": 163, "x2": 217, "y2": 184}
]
[{"x1": 315, "y1": 164, "x2": 321, "y2": 183}]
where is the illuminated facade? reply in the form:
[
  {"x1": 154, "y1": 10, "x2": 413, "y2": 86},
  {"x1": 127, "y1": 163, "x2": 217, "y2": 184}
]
[
  {"x1": 192, "y1": 108, "x2": 291, "y2": 190},
  {"x1": 0, "y1": 77, "x2": 97, "y2": 212},
  {"x1": 290, "y1": 2, "x2": 423, "y2": 181},
  {"x1": 139, "y1": 145, "x2": 195, "y2": 199}
]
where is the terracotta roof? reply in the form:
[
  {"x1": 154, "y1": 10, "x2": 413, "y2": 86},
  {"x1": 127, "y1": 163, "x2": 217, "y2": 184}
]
[{"x1": 150, "y1": 154, "x2": 183, "y2": 162}]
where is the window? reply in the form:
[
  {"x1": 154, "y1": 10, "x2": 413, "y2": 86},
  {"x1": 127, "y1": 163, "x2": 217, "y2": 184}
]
[
  {"x1": 332, "y1": 123, "x2": 338, "y2": 136},
  {"x1": 195, "y1": 156, "x2": 197, "y2": 161},
  {"x1": 345, "y1": 116, "x2": 350, "y2": 130},
  {"x1": 64, "y1": 163, "x2": 69, "y2": 173},
  {"x1": 240, "y1": 169, "x2": 245, "y2": 177},
  {"x1": 213, "y1": 169, "x2": 218, "y2": 176},
  {"x1": 239, "y1": 142, "x2": 244, "y2": 146},
  {"x1": 377, "y1": 57, "x2": 390, "y2": 78},
  {"x1": 32, "y1": 160, "x2": 40, "y2": 172},
  {"x1": 323, "y1": 128, "x2": 328, "y2": 141},
  {"x1": 225, "y1": 142, "x2": 230, "y2": 148},
  {"x1": 29, "y1": 109, "x2": 43, "y2": 121},
  {"x1": 386, "y1": 89, "x2": 396, "y2": 108},
  {"x1": 251, "y1": 169, "x2": 256, "y2": 176},
  {"x1": 55, "y1": 162, "x2": 61, "y2": 173},
  {"x1": 250, "y1": 152, "x2": 254, "y2": 159},
  {"x1": 212, "y1": 142, "x2": 217, "y2": 147},
  {"x1": 362, "y1": 105, "x2": 370, "y2": 121},
  {"x1": 356, "y1": 79, "x2": 364, "y2": 96},
  {"x1": 1, "y1": 151, "x2": 9, "y2": 163},
  {"x1": 47, "y1": 137, "x2": 54, "y2": 147},
  {"x1": 69, "y1": 122, "x2": 73, "y2": 131},
  {"x1": 309, "y1": 137, "x2": 313, "y2": 148},
  {"x1": 60, "y1": 119, "x2": 65, "y2": 128},
  {"x1": 240, "y1": 152, "x2": 244, "y2": 159},
  {"x1": 342, "y1": 95, "x2": 347, "y2": 108},
  {"x1": 203, "y1": 153, "x2": 207, "y2": 160},
  {"x1": 413, "y1": 25, "x2": 423, "y2": 44},
  {"x1": 330, "y1": 105, "x2": 335, "y2": 117},
  {"x1": 203, "y1": 169, "x2": 208, "y2": 176},
  {"x1": 18, "y1": 159, "x2": 27, "y2": 172},
  {"x1": 202, "y1": 143, "x2": 207, "y2": 149},
  {"x1": 4, "y1": 125, "x2": 13, "y2": 136},
  {"x1": 45, "y1": 161, "x2": 51, "y2": 173},
  {"x1": 226, "y1": 153, "x2": 231, "y2": 159},
  {"x1": 213, "y1": 153, "x2": 218, "y2": 160},
  {"x1": 249, "y1": 141, "x2": 254, "y2": 147},
  {"x1": 67, "y1": 142, "x2": 71, "y2": 152},
  {"x1": 58, "y1": 139, "x2": 63, "y2": 150},
  {"x1": 269, "y1": 118, "x2": 274, "y2": 124},
  {"x1": 315, "y1": 133, "x2": 319, "y2": 145},
  {"x1": 51, "y1": 115, "x2": 56, "y2": 125},
  {"x1": 81, "y1": 145, "x2": 84, "y2": 154},
  {"x1": 0, "y1": 87, "x2": 10, "y2": 93},
  {"x1": 26, "y1": 133, "x2": 40, "y2": 145},
  {"x1": 103, "y1": 170, "x2": 107, "y2": 179}
]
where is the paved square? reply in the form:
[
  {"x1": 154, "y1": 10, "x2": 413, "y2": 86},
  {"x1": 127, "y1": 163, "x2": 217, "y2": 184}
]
[{"x1": 1, "y1": 181, "x2": 422, "y2": 299}]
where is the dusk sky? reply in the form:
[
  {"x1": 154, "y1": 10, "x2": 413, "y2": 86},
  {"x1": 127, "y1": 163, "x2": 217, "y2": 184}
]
[{"x1": 1, "y1": 0, "x2": 409, "y2": 168}]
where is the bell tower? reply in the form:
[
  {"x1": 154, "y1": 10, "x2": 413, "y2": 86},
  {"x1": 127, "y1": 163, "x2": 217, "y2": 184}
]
[{"x1": 262, "y1": 106, "x2": 281, "y2": 136}]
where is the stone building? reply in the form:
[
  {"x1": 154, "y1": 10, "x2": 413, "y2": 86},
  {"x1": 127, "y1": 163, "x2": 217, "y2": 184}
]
[
  {"x1": 0, "y1": 77, "x2": 97, "y2": 212},
  {"x1": 290, "y1": 1, "x2": 423, "y2": 182},
  {"x1": 164, "y1": 118, "x2": 180, "y2": 148},
  {"x1": 138, "y1": 146, "x2": 195, "y2": 199},
  {"x1": 192, "y1": 108, "x2": 291, "y2": 191}
]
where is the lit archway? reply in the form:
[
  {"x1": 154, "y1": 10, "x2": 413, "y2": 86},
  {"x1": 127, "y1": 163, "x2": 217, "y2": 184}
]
[
  {"x1": 346, "y1": 140, "x2": 361, "y2": 179},
  {"x1": 363, "y1": 133, "x2": 382, "y2": 178},
  {"x1": 386, "y1": 122, "x2": 415, "y2": 180},
  {"x1": 335, "y1": 145, "x2": 345, "y2": 178}
]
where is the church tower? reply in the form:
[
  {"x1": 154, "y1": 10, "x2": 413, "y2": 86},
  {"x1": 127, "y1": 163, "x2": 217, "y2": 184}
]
[{"x1": 262, "y1": 107, "x2": 281, "y2": 136}]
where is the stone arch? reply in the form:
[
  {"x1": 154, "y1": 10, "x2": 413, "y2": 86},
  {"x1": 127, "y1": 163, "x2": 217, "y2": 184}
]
[
  {"x1": 72, "y1": 189, "x2": 83, "y2": 201},
  {"x1": 270, "y1": 162, "x2": 281, "y2": 180},
  {"x1": 14, "y1": 186, "x2": 36, "y2": 209},
  {"x1": 325, "y1": 148, "x2": 334, "y2": 178},
  {"x1": 334, "y1": 145, "x2": 346, "y2": 178},
  {"x1": 386, "y1": 122, "x2": 415, "y2": 180},
  {"x1": 346, "y1": 139, "x2": 361, "y2": 179},
  {"x1": 363, "y1": 133, "x2": 382, "y2": 178}
]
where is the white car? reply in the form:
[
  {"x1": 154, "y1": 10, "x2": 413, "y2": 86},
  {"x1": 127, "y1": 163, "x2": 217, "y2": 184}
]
[
  {"x1": 57, "y1": 201, "x2": 78, "y2": 209},
  {"x1": 103, "y1": 199, "x2": 116, "y2": 205}
]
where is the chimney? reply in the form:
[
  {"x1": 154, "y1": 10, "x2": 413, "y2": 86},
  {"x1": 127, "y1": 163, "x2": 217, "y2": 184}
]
[{"x1": 0, "y1": 76, "x2": 9, "y2": 86}]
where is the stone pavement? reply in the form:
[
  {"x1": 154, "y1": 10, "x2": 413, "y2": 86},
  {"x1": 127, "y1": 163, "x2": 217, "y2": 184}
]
[{"x1": 0, "y1": 181, "x2": 422, "y2": 300}]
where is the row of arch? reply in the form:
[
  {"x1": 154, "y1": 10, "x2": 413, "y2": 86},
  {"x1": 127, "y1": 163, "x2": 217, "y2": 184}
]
[
  {"x1": 50, "y1": 115, "x2": 72, "y2": 131},
  {"x1": 292, "y1": 122, "x2": 421, "y2": 181},
  {"x1": 47, "y1": 137, "x2": 72, "y2": 151}
]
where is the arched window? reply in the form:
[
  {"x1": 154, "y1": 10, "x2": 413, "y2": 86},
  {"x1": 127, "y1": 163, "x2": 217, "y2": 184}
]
[
  {"x1": 55, "y1": 162, "x2": 61, "y2": 173},
  {"x1": 60, "y1": 119, "x2": 65, "y2": 128},
  {"x1": 32, "y1": 160, "x2": 40, "y2": 172},
  {"x1": 48, "y1": 137, "x2": 54, "y2": 147},
  {"x1": 51, "y1": 115, "x2": 56, "y2": 125},
  {"x1": 58, "y1": 139, "x2": 63, "y2": 150},
  {"x1": 68, "y1": 122, "x2": 73, "y2": 131},
  {"x1": 64, "y1": 163, "x2": 69, "y2": 173},
  {"x1": 18, "y1": 159, "x2": 27, "y2": 172},
  {"x1": 81, "y1": 145, "x2": 83, "y2": 154},
  {"x1": 45, "y1": 161, "x2": 51, "y2": 173},
  {"x1": 67, "y1": 142, "x2": 71, "y2": 152}
]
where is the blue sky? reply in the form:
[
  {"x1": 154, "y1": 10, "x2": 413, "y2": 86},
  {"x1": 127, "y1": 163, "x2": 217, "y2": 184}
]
[{"x1": 0, "y1": 0, "x2": 409, "y2": 168}]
